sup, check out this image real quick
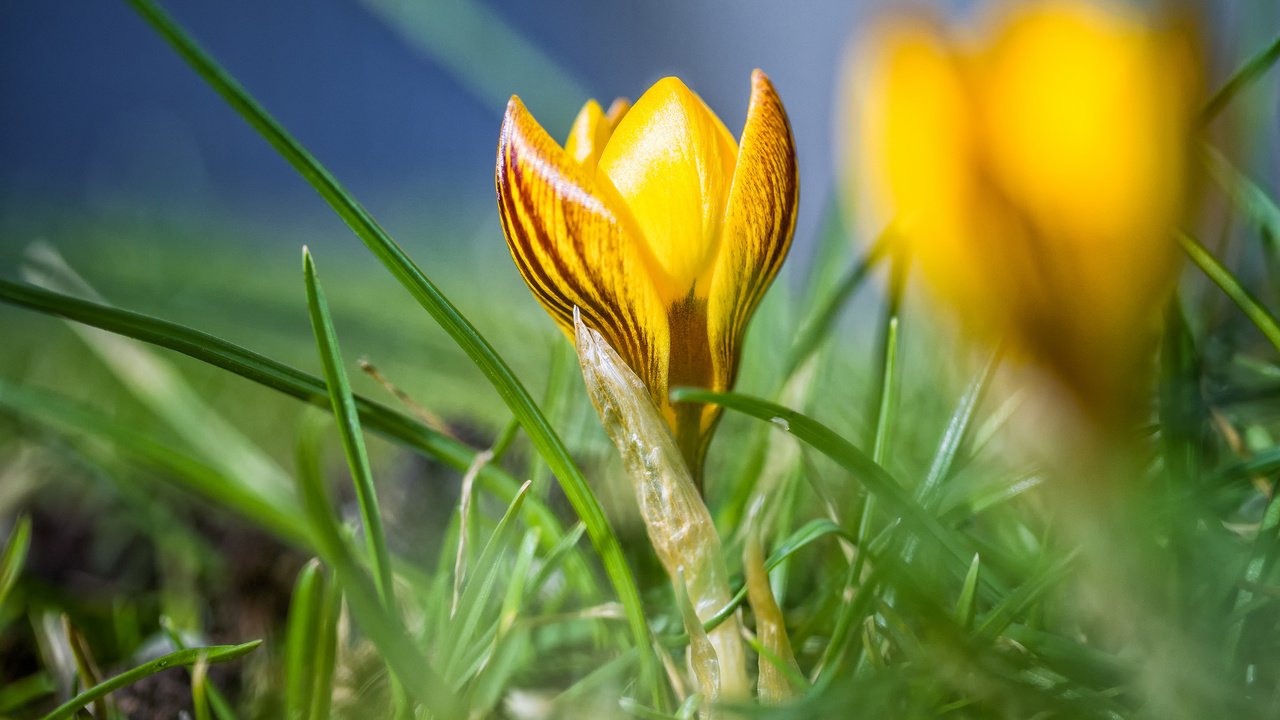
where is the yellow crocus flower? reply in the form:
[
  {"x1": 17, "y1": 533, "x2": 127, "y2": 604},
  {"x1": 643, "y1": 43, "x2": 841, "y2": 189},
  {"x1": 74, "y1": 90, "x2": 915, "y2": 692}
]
[
  {"x1": 496, "y1": 71, "x2": 799, "y2": 482},
  {"x1": 847, "y1": 1, "x2": 1197, "y2": 421}
]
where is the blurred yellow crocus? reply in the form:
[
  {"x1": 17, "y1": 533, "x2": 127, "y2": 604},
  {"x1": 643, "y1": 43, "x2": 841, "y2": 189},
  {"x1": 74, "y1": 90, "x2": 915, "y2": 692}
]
[
  {"x1": 497, "y1": 71, "x2": 798, "y2": 481},
  {"x1": 847, "y1": 1, "x2": 1197, "y2": 419}
]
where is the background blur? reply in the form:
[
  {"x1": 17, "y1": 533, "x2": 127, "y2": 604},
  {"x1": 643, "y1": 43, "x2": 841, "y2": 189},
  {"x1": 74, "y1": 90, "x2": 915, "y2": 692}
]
[{"x1": 0, "y1": 0, "x2": 1276, "y2": 442}]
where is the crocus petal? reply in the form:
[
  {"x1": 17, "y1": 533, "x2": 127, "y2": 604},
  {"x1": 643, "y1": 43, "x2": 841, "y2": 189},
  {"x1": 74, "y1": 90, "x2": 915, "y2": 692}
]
[
  {"x1": 496, "y1": 96, "x2": 669, "y2": 396},
  {"x1": 597, "y1": 77, "x2": 739, "y2": 302},
  {"x1": 848, "y1": 17, "x2": 984, "y2": 308},
  {"x1": 707, "y1": 70, "x2": 798, "y2": 401},
  {"x1": 564, "y1": 97, "x2": 631, "y2": 168}
]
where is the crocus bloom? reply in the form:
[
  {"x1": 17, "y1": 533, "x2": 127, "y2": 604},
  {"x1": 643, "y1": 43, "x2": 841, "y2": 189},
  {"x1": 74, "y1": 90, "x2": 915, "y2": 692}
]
[
  {"x1": 497, "y1": 71, "x2": 798, "y2": 480},
  {"x1": 846, "y1": 1, "x2": 1197, "y2": 420}
]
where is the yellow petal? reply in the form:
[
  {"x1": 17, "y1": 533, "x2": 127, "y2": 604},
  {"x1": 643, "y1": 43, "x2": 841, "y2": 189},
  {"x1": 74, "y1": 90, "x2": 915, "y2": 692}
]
[
  {"x1": 625, "y1": 71, "x2": 795, "y2": 478},
  {"x1": 975, "y1": 1, "x2": 1191, "y2": 410},
  {"x1": 604, "y1": 97, "x2": 631, "y2": 126},
  {"x1": 496, "y1": 96, "x2": 669, "y2": 398},
  {"x1": 563, "y1": 97, "x2": 631, "y2": 168},
  {"x1": 709, "y1": 70, "x2": 798, "y2": 381},
  {"x1": 597, "y1": 77, "x2": 739, "y2": 302},
  {"x1": 979, "y1": 1, "x2": 1184, "y2": 248},
  {"x1": 848, "y1": 17, "x2": 980, "y2": 300}
]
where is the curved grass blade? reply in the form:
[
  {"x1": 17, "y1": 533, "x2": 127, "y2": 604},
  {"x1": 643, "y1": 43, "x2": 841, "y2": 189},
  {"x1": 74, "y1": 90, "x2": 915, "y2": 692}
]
[
  {"x1": 1200, "y1": 32, "x2": 1280, "y2": 124},
  {"x1": 158, "y1": 617, "x2": 239, "y2": 720},
  {"x1": 303, "y1": 248, "x2": 395, "y2": 603},
  {"x1": 0, "y1": 515, "x2": 32, "y2": 611},
  {"x1": 126, "y1": 0, "x2": 654, "y2": 689},
  {"x1": 670, "y1": 388, "x2": 1001, "y2": 595},
  {"x1": 1179, "y1": 231, "x2": 1280, "y2": 354},
  {"x1": 0, "y1": 279, "x2": 578, "y2": 574},
  {"x1": 39, "y1": 641, "x2": 261, "y2": 720}
]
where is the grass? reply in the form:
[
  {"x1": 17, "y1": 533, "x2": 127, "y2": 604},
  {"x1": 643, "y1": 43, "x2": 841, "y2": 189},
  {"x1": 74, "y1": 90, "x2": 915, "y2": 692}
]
[{"x1": 1, "y1": 2, "x2": 1280, "y2": 719}]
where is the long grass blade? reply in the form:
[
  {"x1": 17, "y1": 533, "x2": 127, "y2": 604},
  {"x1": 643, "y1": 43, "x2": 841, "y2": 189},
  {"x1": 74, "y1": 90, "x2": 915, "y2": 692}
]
[
  {"x1": 39, "y1": 641, "x2": 261, "y2": 720},
  {"x1": 303, "y1": 248, "x2": 395, "y2": 604},
  {"x1": 126, "y1": 0, "x2": 654, "y2": 687},
  {"x1": 0, "y1": 279, "x2": 577, "y2": 567},
  {"x1": 0, "y1": 515, "x2": 32, "y2": 611},
  {"x1": 1179, "y1": 231, "x2": 1280, "y2": 354}
]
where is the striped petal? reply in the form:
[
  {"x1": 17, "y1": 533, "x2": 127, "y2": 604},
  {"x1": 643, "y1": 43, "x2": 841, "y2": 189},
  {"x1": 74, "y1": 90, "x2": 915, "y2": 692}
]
[
  {"x1": 707, "y1": 70, "x2": 798, "y2": 403},
  {"x1": 496, "y1": 96, "x2": 669, "y2": 399}
]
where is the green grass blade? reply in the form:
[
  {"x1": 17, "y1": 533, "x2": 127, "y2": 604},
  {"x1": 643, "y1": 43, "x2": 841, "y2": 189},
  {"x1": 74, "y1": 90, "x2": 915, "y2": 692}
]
[
  {"x1": 1202, "y1": 145, "x2": 1280, "y2": 248},
  {"x1": 442, "y1": 481, "x2": 532, "y2": 681},
  {"x1": 294, "y1": 419, "x2": 463, "y2": 718},
  {"x1": 308, "y1": 573, "x2": 341, "y2": 720},
  {"x1": 284, "y1": 560, "x2": 325, "y2": 720},
  {"x1": 303, "y1": 248, "x2": 395, "y2": 604},
  {"x1": 126, "y1": 0, "x2": 655, "y2": 687},
  {"x1": 975, "y1": 552, "x2": 1076, "y2": 641},
  {"x1": 917, "y1": 349, "x2": 1001, "y2": 507},
  {"x1": 0, "y1": 279, "x2": 575, "y2": 565},
  {"x1": 1200, "y1": 32, "x2": 1280, "y2": 124},
  {"x1": 1179, "y1": 231, "x2": 1280, "y2": 354},
  {"x1": 39, "y1": 641, "x2": 261, "y2": 720},
  {"x1": 0, "y1": 515, "x2": 32, "y2": 612},
  {"x1": 192, "y1": 656, "x2": 212, "y2": 720},
  {"x1": 0, "y1": 672, "x2": 55, "y2": 715},
  {"x1": 670, "y1": 387, "x2": 1002, "y2": 595},
  {"x1": 955, "y1": 554, "x2": 981, "y2": 630},
  {"x1": 158, "y1": 617, "x2": 240, "y2": 720},
  {"x1": 0, "y1": 380, "x2": 312, "y2": 545}
]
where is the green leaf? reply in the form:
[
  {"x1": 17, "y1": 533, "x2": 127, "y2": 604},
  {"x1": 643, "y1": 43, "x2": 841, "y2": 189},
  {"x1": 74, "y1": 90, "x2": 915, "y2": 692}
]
[
  {"x1": 303, "y1": 248, "x2": 395, "y2": 604},
  {"x1": 0, "y1": 515, "x2": 32, "y2": 612},
  {"x1": 40, "y1": 641, "x2": 262, "y2": 720},
  {"x1": 1179, "y1": 231, "x2": 1280, "y2": 354},
  {"x1": 126, "y1": 0, "x2": 655, "y2": 692}
]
